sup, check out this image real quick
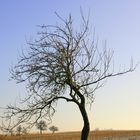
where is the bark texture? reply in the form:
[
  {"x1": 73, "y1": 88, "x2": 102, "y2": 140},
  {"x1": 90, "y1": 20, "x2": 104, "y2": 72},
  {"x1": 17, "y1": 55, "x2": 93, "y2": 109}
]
[{"x1": 79, "y1": 104, "x2": 90, "y2": 140}]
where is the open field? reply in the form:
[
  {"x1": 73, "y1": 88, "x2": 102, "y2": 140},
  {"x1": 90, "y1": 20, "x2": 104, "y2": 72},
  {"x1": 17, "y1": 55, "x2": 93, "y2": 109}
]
[{"x1": 1, "y1": 130, "x2": 140, "y2": 140}]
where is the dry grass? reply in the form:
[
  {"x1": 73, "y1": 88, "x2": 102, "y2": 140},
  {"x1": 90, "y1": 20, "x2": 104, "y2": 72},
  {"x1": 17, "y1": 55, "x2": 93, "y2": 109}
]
[{"x1": 1, "y1": 130, "x2": 140, "y2": 140}]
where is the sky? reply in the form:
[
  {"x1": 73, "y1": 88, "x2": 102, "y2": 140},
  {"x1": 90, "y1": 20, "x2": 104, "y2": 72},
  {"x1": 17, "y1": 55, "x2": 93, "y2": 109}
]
[{"x1": 0, "y1": 0, "x2": 140, "y2": 132}]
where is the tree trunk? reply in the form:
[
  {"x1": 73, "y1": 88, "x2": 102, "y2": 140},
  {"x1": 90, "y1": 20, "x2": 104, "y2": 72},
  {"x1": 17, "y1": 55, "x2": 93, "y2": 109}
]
[
  {"x1": 79, "y1": 104, "x2": 90, "y2": 140},
  {"x1": 40, "y1": 129, "x2": 42, "y2": 134}
]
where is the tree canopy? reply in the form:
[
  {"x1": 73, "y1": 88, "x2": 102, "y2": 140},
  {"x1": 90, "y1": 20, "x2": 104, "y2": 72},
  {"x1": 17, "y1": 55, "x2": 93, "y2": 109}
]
[{"x1": 36, "y1": 120, "x2": 47, "y2": 134}]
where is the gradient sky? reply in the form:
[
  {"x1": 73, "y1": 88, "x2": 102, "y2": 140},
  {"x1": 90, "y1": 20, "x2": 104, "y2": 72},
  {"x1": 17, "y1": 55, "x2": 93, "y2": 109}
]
[{"x1": 1, "y1": 0, "x2": 140, "y2": 132}]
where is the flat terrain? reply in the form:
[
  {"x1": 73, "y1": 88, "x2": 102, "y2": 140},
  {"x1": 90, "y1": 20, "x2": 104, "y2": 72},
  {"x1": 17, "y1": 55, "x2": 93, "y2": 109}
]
[{"x1": 1, "y1": 130, "x2": 140, "y2": 140}]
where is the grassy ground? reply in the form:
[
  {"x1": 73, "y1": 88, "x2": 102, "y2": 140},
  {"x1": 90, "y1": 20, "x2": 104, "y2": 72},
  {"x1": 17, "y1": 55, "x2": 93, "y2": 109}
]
[{"x1": 1, "y1": 130, "x2": 140, "y2": 140}]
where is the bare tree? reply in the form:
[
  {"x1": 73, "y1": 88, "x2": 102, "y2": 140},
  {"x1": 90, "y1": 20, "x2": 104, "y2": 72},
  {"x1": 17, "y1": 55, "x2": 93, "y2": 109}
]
[
  {"x1": 36, "y1": 120, "x2": 47, "y2": 134},
  {"x1": 3, "y1": 13, "x2": 135, "y2": 140}
]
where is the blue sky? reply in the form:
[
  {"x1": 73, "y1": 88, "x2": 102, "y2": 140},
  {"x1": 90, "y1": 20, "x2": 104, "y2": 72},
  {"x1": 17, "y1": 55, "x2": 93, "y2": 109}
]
[{"x1": 0, "y1": 0, "x2": 140, "y2": 132}]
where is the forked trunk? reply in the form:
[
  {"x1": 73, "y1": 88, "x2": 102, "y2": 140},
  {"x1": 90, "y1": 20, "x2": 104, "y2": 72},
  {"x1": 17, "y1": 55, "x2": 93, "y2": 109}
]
[{"x1": 79, "y1": 104, "x2": 90, "y2": 140}]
